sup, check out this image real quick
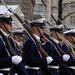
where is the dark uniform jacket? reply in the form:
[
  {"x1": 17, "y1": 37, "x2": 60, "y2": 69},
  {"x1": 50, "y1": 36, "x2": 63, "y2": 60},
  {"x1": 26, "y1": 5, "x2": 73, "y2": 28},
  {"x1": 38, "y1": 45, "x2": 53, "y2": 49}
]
[
  {"x1": 41, "y1": 40, "x2": 72, "y2": 75},
  {"x1": 0, "y1": 36, "x2": 12, "y2": 68},
  {"x1": 41, "y1": 41, "x2": 63, "y2": 65},
  {"x1": 23, "y1": 37, "x2": 55, "y2": 75},
  {"x1": 0, "y1": 34, "x2": 29, "y2": 75},
  {"x1": 61, "y1": 42, "x2": 75, "y2": 75}
]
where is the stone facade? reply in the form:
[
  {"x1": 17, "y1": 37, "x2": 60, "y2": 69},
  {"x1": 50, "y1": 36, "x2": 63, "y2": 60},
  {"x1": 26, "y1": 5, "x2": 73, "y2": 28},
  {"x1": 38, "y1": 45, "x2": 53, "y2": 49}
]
[
  {"x1": 22, "y1": 0, "x2": 34, "y2": 20},
  {"x1": 0, "y1": 0, "x2": 35, "y2": 20}
]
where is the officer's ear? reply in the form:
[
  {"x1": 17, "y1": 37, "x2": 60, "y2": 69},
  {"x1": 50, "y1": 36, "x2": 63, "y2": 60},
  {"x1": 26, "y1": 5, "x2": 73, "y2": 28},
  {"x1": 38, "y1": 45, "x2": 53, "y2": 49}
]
[
  {"x1": 0, "y1": 22, "x2": 3, "y2": 27},
  {"x1": 32, "y1": 26, "x2": 37, "y2": 31}
]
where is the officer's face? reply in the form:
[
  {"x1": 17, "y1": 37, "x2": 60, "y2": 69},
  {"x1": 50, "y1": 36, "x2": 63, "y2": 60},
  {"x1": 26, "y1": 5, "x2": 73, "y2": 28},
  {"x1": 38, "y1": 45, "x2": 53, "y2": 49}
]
[
  {"x1": 38, "y1": 27, "x2": 45, "y2": 34},
  {"x1": 32, "y1": 26, "x2": 45, "y2": 37},
  {"x1": 14, "y1": 35, "x2": 20, "y2": 42},
  {"x1": 51, "y1": 31, "x2": 58, "y2": 39},
  {"x1": 0, "y1": 22, "x2": 12, "y2": 33},
  {"x1": 65, "y1": 35, "x2": 73, "y2": 43},
  {"x1": 17, "y1": 35, "x2": 24, "y2": 42},
  {"x1": 71, "y1": 36, "x2": 75, "y2": 44},
  {"x1": 4, "y1": 23, "x2": 12, "y2": 33}
]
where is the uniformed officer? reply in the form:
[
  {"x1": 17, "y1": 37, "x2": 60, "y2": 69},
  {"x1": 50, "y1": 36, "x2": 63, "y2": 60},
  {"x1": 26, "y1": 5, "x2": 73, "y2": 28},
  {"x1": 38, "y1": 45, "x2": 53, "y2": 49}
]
[
  {"x1": 23, "y1": 18, "x2": 56, "y2": 75},
  {"x1": 62, "y1": 29, "x2": 75, "y2": 75},
  {"x1": 63, "y1": 29, "x2": 75, "y2": 47},
  {"x1": 50, "y1": 25, "x2": 75, "y2": 75},
  {"x1": 31, "y1": 20, "x2": 71, "y2": 75},
  {"x1": 12, "y1": 29, "x2": 25, "y2": 49},
  {"x1": 64, "y1": 29, "x2": 75, "y2": 48},
  {"x1": 0, "y1": 14, "x2": 29, "y2": 75},
  {"x1": 63, "y1": 29, "x2": 75, "y2": 57},
  {"x1": 12, "y1": 30, "x2": 25, "y2": 56}
]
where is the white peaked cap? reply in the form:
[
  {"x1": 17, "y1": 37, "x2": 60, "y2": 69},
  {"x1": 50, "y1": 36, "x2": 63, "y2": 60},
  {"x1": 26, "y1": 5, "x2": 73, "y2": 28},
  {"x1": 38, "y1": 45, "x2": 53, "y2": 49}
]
[
  {"x1": 50, "y1": 24, "x2": 64, "y2": 29},
  {"x1": 63, "y1": 29, "x2": 75, "y2": 35},
  {"x1": 30, "y1": 18, "x2": 46, "y2": 24}
]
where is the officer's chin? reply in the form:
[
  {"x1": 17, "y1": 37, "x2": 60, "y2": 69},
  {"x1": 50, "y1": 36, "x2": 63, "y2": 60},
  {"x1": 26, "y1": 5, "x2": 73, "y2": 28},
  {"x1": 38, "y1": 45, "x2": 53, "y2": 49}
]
[{"x1": 8, "y1": 31, "x2": 12, "y2": 34}]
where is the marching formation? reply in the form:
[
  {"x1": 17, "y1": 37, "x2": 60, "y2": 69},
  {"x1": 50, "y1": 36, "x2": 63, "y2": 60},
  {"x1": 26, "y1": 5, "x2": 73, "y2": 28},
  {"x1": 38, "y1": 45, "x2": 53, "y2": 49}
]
[{"x1": 1, "y1": 1, "x2": 75, "y2": 75}]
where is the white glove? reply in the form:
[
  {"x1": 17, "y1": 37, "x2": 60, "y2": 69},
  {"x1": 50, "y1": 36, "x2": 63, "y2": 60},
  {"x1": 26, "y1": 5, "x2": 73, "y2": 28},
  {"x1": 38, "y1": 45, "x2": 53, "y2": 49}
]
[
  {"x1": 12, "y1": 55, "x2": 22, "y2": 65},
  {"x1": 63, "y1": 54, "x2": 70, "y2": 62},
  {"x1": 14, "y1": 73, "x2": 18, "y2": 75},
  {"x1": 0, "y1": 73, "x2": 3, "y2": 75},
  {"x1": 46, "y1": 56, "x2": 53, "y2": 64}
]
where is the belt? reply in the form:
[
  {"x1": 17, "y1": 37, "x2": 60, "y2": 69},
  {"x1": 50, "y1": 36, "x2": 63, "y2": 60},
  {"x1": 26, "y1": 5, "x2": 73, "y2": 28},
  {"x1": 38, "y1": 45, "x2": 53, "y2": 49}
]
[
  {"x1": 48, "y1": 65, "x2": 75, "y2": 69},
  {"x1": 69, "y1": 66, "x2": 75, "y2": 69},
  {"x1": 25, "y1": 65, "x2": 40, "y2": 70},
  {"x1": 0, "y1": 68, "x2": 11, "y2": 71},
  {"x1": 48, "y1": 65, "x2": 59, "y2": 69}
]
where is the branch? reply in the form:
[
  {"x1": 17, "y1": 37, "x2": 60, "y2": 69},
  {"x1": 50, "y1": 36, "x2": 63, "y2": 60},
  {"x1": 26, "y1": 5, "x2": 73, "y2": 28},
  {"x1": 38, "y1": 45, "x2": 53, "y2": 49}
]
[
  {"x1": 62, "y1": 12, "x2": 75, "y2": 20},
  {"x1": 51, "y1": 14, "x2": 58, "y2": 24},
  {"x1": 41, "y1": 0, "x2": 47, "y2": 7}
]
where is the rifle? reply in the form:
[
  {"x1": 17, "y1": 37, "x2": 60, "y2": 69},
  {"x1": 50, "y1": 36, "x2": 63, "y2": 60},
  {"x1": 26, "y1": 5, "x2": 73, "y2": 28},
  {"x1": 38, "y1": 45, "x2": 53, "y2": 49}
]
[
  {"x1": 46, "y1": 14, "x2": 75, "y2": 57},
  {"x1": 59, "y1": 34, "x2": 75, "y2": 58},
  {"x1": 65, "y1": 34, "x2": 75, "y2": 49},
  {"x1": 43, "y1": 32, "x2": 66, "y2": 55},
  {"x1": 25, "y1": 18, "x2": 66, "y2": 56},
  {"x1": 15, "y1": 41, "x2": 23, "y2": 56},
  {"x1": 1, "y1": 0, "x2": 49, "y2": 57},
  {"x1": 11, "y1": 34, "x2": 23, "y2": 56},
  {"x1": 0, "y1": 29, "x2": 30, "y2": 75},
  {"x1": 0, "y1": 29, "x2": 17, "y2": 56},
  {"x1": 41, "y1": 16, "x2": 74, "y2": 56},
  {"x1": 53, "y1": 31, "x2": 75, "y2": 58},
  {"x1": 14, "y1": 13, "x2": 49, "y2": 57}
]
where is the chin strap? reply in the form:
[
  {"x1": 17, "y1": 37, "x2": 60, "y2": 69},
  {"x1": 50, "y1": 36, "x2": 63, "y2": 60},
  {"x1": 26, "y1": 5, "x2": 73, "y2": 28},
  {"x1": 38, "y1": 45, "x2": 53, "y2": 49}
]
[{"x1": 2, "y1": 22, "x2": 11, "y2": 33}]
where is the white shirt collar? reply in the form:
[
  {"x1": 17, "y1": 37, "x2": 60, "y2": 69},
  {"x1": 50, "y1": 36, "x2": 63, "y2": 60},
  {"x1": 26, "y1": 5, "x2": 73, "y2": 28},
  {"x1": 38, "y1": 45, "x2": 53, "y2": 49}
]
[
  {"x1": 33, "y1": 34, "x2": 40, "y2": 41},
  {"x1": 33, "y1": 34, "x2": 47, "y2": 45}
]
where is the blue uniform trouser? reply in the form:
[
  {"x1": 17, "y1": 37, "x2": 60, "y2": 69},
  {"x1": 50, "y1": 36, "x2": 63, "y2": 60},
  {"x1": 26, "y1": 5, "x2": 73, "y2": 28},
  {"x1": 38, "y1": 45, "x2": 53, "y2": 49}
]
[
  {"x1": 59, "y1": 64, "x2": 73, "y2": 75},
  {"x1": 13, "y1": 61, "x2": 29, "y2": 75}
]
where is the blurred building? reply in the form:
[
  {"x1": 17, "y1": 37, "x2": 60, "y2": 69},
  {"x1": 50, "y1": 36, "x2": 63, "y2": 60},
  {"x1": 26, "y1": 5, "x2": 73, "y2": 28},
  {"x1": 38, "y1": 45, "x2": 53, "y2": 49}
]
[
  {"x1": 51, "y1": 0, "x2": 75, "y2": 28},
  {"x1": 33, "y1": 0, "x2": 46, "y2": 20},
  {"x1": 34, "y1": 0, "x2": 75, "y2": 29},
  {"x1": 33, "y1": 0, "x2": 52, "y2": 34},
  {"x1": 33, "y1": 0, "x2": 75, "y2": 33},
  {"x1": 0, "y1": 0, "x2": 35, "y2": 20}
]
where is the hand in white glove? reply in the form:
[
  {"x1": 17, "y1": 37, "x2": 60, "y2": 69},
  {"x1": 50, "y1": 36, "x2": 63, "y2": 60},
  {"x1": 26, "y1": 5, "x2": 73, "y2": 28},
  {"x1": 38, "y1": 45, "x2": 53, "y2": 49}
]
[
  {"x1": 14, "y1": 73, "x2": 18, "y2": 75},
  {"x1": 46, "y1": 56, "x2": 53, "y2": 64},
  {"x1": 12, "y1": 55, "x2": 22, "y2": 65},
  {"x1": 0, "y1": 73, "x2": 3, "y2": 75},
  {"x1": 63, "y1": 54, "x2": 70, "y2": 62}
]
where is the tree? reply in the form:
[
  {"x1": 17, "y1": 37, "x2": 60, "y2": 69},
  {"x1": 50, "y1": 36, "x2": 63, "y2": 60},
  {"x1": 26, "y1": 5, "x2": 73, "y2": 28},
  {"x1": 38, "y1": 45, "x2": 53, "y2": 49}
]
[{"x1": 57, "y1": 0, "x2": 63, "y2": 25}]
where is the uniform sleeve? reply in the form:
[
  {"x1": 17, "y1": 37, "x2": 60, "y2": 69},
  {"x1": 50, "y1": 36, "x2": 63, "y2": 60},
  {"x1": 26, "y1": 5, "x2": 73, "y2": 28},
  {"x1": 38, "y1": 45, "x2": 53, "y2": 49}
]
[
  {"x1": 23, "y1": 39, "x2": 47, "y2": 67},
  {"x1": 42, "y1": 41, "x2": 63, "y2": 65},
  {"x1": 42, "y1": 41, "x2": 54, "y2": 56},
  {"x1": 8, "y1": 37, "x2": 20, "y2": 55},
  {"x1": 61, "y1": 42, "x2": 73, "y2": 58},
  {"x1": 0, "y1": 37, "x2": 12, "y2": 68},
  {"x1": 0, "y1": 57, "x2": 12, "y2": 68}
]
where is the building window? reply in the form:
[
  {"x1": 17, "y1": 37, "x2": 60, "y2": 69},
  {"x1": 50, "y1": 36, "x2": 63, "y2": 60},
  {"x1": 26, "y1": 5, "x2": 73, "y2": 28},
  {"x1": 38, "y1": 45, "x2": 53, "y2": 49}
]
[
  {"x1": 34, "y1": 2, "x2": 46, "y2": 19},
  {"x1": 70, "y1": 16, "x2": 75, "y2": 25}
]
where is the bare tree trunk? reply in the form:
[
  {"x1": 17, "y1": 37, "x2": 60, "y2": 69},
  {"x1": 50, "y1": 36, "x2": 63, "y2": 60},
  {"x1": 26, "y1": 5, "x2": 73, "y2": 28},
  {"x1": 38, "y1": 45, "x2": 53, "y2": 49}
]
[{"x1": 57, "y1": 0, "x2": 63, "y2": 25}]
